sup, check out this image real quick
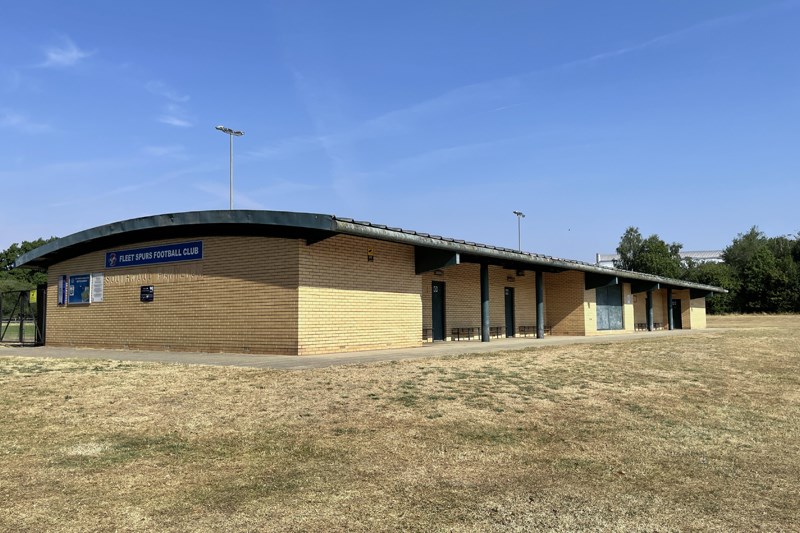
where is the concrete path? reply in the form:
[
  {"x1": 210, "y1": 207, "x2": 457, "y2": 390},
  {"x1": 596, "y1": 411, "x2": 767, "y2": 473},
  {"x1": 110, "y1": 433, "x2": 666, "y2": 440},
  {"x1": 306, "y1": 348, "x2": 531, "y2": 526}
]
[{"x1": 0, "y1": 328, "x2": 716, "y2": 370}]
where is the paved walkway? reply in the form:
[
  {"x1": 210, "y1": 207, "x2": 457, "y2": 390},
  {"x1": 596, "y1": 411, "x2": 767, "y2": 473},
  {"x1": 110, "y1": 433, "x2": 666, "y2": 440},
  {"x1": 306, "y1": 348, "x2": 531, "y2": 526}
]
[{"x1": 0, "y1": 328, "x2": 716, "y2": 370}]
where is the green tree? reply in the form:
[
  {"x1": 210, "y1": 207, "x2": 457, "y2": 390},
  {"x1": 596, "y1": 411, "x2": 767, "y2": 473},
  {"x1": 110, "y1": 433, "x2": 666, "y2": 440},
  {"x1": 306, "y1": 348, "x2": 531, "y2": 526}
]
[
  {"x1": 614, "y1": 227, "x2": 644, "y2": 271},
  {"x1": 614, "y1": 227, "x2": 683, "y2": 278},
  {"x1": 739, "y1": 247, "x2": 781, "y2": 312},
  {"x1": 766, "y1": 235, "x2": 800, "y2": 311},
  {"x1": 683, "y1": 261, "x2": 738, "y2": 314},
  {"x1": 722, "y1": 229, "x2": 800, "y2": 313},
  {"x1": 791, "y1": 233, "x2": 800, "y2": 264},
  {"x1": 0, "y1": 238, "x2": 57, "y2": 292},
  {"x1": 722, "y1": 226, "x2": 765, "y2": 277}
]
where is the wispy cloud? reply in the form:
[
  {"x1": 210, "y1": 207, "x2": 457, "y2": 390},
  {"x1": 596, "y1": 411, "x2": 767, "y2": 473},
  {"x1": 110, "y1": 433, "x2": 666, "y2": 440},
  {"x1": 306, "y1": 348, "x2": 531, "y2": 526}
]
[
  {"x1": 145, "y1": 80, "x2": 190, "y2": 103},
  {"x1": 40, "y1": 36, "x2": 94, "y2": 68},
  {"x1": 252, "y1": 178, "x2": 319, "y2": 197},
  {"x1": 559, "y1": 2, "x2": 789, "y2": 70},
  {"x1": 37, "y1": 156, "x2": 135, "y2": 176},
  {"x1": 158, "y1": 115, "x2": 192, "y2": 128},
  {"x1": 142, "y1": 144, "x2": 187, "y2": 158},
  {"x1": 36, "y1": 160, "x2": 215, "y2": 208},
  {"x1": 0, "y1": 109, "x2": 51, "y2": 133},
  {"x1": 246, "y1": 135, "x2": 325, "y2": 160},
  {"x1": 158, "y1": 103, "x2": 193, "y2": 127},
  {"x1": 146, "y1": 80, "x2": 193, "y2": 127},
  {"x1": 255, "y1": 2, "x2": 783, "y2": 190},
  {"x1": 194, "y1": 181, "x2": 265, "y2": 210},
  {"x1": 290, "y1": 70, "x2": 363, "y2": 201},
  {"x1": 48, "y1": 184, "x2": 139, "y2": 208},
  {"x1": 384, "y1": 135, "x2": 526, "y2": 173},
  {"x1": 360, "y1": 3, "x2": 783, "y2": 137}
]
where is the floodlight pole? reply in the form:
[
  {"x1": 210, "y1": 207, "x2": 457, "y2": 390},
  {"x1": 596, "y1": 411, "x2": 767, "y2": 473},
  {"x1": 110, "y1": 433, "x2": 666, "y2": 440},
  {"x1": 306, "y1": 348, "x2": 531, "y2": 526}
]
[
  {"x1": 512, "y1": 210, "x2": 526, "y2": 251},
  {"x1": 215, "y1": 125, "x2": 245, "y2": 210}
]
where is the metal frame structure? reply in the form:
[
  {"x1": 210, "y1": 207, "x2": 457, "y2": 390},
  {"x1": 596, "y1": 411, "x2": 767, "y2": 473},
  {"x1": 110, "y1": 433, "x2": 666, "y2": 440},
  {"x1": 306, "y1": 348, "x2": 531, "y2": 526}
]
[{"x1": 0, "y1": 289, "x2": 43, "y2": 345}]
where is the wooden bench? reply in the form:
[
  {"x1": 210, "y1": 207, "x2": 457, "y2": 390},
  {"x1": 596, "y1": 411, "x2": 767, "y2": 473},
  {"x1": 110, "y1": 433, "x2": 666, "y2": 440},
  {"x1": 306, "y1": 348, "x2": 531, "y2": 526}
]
[
  {"x1": 489, "y1": 326, "x2": 504, "y2": 338},
  {"x1": 635, "y1": 322, "x2": 664, "y2": 331},
  {"x1": 518, "y1": 325, "x2": 552, "y2": 337},
  {"x1": 422, "y1": 328, "x2": 433, "y2": 341},
  {"x1": 451, "y1": 327, "x2": 477, "y2": 340}
]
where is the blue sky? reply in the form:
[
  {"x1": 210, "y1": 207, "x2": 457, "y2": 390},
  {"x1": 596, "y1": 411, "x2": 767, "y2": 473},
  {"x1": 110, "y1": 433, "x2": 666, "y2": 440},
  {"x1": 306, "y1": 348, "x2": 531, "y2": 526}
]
[{"x1": 2, "y1": 0, "x2": 798, "y2": 262}]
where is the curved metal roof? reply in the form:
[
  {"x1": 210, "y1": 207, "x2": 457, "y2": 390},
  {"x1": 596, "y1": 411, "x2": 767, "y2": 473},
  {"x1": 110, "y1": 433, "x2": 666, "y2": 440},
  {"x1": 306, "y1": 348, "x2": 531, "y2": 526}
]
[{"x1": 14, "y1": 209, "x2": 725, "y2": 294}]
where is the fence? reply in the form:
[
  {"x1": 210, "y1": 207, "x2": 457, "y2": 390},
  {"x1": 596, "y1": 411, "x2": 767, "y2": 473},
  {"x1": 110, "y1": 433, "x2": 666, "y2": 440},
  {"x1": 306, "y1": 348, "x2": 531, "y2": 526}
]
[{"x1": 0, "y1": 287, "x2": 44, "y2": 345}]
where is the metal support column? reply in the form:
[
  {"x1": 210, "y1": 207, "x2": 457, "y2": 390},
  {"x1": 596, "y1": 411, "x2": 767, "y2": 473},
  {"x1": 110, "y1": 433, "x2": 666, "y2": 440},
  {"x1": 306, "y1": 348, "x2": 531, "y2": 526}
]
[
  {"x1": 36, "y1": 284, "x2": 47, "y2": 345},
  {"x1": 18, "y1": 293, "x2": 25, "y2": 344},
  {"x1": 536, "y1": 270, "x2": 544, "y2": 339},
  {"x1": 667, "y1": 288, "x2": 674, "y2": 331},
  {"x1": 646, "y1": 291, "x2": 654, "y2": 332},
  {"x1": 480, "y1": 263, "x2": 490, "y2": 342}
]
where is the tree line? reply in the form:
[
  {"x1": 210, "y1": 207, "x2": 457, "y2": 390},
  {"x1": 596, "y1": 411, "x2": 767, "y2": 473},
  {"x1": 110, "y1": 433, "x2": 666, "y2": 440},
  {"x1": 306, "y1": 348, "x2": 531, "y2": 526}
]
[
  {"x1": 0, "y1": 238, "x2": 56, "y2": 318},
  {"x1": 615, "y1": 226, "x2": 800, "y2": 314},
  {"x1": 0, "y1": 238, "x2": 56, "y2": 292}
]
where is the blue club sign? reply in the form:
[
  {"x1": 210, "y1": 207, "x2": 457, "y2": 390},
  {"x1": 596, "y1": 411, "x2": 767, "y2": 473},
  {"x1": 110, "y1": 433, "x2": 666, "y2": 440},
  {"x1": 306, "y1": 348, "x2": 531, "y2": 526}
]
[{"x1": 105, "y1": 241, "x2": 203, "y2": 269}]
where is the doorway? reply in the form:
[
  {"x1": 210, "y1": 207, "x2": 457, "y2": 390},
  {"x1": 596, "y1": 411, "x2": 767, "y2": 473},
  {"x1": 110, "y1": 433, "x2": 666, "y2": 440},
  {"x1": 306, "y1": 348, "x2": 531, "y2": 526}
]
[
  {"x1": 672, "y1": 299, "x2": 683, "y2": 329},
  {"x1": 504, "y1": 287, "x2": 515, "y2": 337},
  {"x1": 432, "y1": 281, "x2": 446, "y2": 341}
]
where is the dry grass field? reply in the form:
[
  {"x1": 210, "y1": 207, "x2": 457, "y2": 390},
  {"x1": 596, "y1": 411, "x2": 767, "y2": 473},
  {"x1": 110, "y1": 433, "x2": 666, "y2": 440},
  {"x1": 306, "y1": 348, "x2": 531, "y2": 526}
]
[{"x1": 1, "y1": 315, "x2": 798, "y2": 531}]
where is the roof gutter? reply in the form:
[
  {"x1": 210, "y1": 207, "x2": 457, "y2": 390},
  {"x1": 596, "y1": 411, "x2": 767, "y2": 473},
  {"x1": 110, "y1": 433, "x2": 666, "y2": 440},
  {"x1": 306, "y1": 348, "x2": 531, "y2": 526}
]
[{"x1": 334, "y1": 218, "x2": 726, "y2": 294}]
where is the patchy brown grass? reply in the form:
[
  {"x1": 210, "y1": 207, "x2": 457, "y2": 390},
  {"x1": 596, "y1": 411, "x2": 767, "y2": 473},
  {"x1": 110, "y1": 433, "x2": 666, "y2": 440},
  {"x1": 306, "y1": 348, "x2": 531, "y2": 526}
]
[
  {"x1": 708, "y1": 313, "x2": 800, "y2": 329},
  {"x1": 1, "y1": 316, "x2": 799, "y2": 531}
]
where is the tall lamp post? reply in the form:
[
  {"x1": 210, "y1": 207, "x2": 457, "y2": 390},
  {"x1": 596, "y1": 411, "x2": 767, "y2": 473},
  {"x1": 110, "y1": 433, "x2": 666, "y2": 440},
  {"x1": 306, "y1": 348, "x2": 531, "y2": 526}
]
[
  {"x1": 512, "y1": 210, "x2": 526, "y2": 251},
  {"x1": 215, "y1": 125, "x2": 244, "y2": 210}
]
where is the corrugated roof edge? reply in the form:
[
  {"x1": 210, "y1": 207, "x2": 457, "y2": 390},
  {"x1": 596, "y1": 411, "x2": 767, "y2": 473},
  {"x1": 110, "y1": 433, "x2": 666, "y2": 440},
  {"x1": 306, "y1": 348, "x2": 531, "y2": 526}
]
[
  {"x1": 14, "y1": 210, "x2": 725, "y2": 294},
  {"x1": 333, "y1": 217, "x2": 726, "y2": 294}
]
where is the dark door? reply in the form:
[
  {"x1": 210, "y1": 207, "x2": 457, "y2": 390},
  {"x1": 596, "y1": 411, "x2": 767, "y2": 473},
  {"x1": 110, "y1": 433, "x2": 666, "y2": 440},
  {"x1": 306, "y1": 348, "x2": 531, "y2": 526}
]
[
  {"x1": 597, "y1": 285, "x2": 623, "y2": 330},
  {"x1": 504, "y1": 287, "x2": 515, "y2": 337},
  {"x1": 672, "y1": 299, "x2": 683, "y2": 329},
  {"x1": 432, "y1": 281, "x2": 446, "y2": 341}
]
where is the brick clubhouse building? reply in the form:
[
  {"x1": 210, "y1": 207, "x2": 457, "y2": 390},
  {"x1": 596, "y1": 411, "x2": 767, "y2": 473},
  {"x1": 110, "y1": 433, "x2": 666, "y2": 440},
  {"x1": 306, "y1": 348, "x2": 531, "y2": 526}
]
[{"x1": 15, "y1": 210, "x2": 725, "y2": 355}]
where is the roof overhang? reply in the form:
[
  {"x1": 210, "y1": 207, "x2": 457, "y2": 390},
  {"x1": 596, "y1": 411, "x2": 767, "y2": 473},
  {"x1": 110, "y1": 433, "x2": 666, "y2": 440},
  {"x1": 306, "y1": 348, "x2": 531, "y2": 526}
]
[
  {"x1": 14, "y1": 209, "x2": 727, "y2": 295},
  {"x1": 14, "y1": 210, "x2": 336, "y2": 270}
]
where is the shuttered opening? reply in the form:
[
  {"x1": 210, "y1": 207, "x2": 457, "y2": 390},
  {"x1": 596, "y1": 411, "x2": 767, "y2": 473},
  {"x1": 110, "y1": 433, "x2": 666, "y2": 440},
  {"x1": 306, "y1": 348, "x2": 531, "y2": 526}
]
[{"x1": 596, "y1": 285, "x2": 623, "y2": 330}]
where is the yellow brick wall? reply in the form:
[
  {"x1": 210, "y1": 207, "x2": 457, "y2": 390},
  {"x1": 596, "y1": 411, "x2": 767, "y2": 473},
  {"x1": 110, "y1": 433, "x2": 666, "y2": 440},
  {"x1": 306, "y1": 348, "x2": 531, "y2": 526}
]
[
  {"x1": 421, "y1": 263, "x2": 480, "y2": 334},
  {"x1": 583, "y1": 287, "x2": 596, "y2": 334},
  {"x1": 623, "y1": 283, "x2": 635, "y2": 331},
  {"x1": 689, "y1": 297, "x2": 707, "y2": 329},
  {"x1": 658, "y1": 291, "x2": 669, "y2": 327},
  {"x1": 652, "y1": 290, "x2": 666, "y2": 325},
  {"x1": 633, "y1": 289, "x2": 667, "y2": 328},
  {"x1": 421, "y1": 264, "x2": 538, "y2": 339},
  {"x1": 46, "y1": 236, "x2": 300, "y2": 354},
  {"x1": 543, "y1": 271, "x2": 585, "y2": 336},
  {"x1": 632, "y1": 292, "x2": 645, "y2": 326},
  {"x1": 297, "y1": 235, "x2": 422, "y2": 354}
]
